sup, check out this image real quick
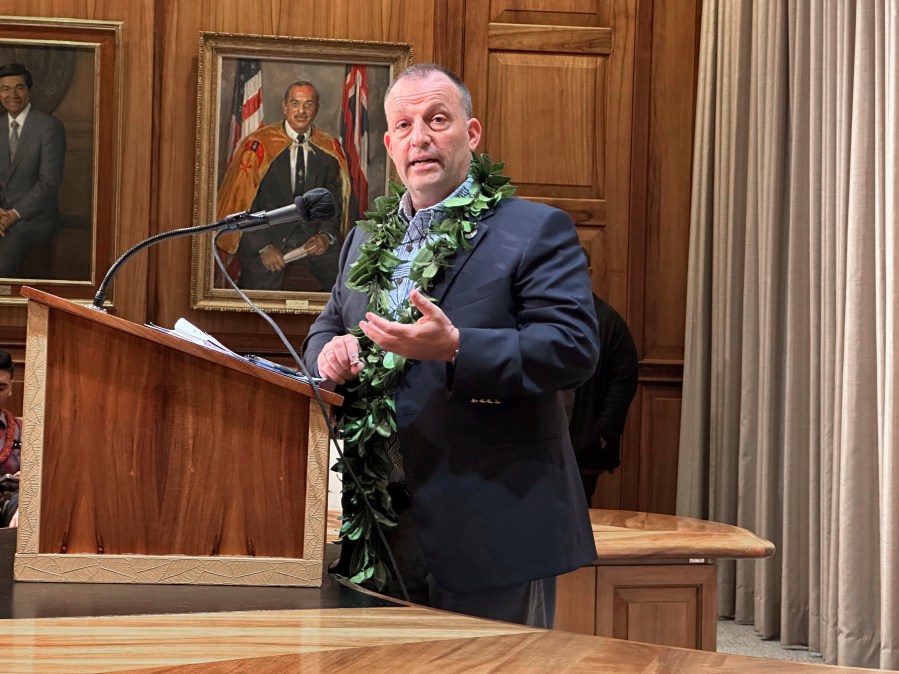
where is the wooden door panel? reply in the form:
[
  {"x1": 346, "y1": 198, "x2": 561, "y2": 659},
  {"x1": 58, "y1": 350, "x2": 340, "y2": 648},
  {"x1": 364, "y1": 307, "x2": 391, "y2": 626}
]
[
  {"x1": 485, "y1": 53, "x2": 603, "y2": 196},
  {"x1": 597, "y1": 564, "x2": 716, "y2": 650},
  {"x1": 636, "y1": 383, "x2": 683, "y2": 514}
]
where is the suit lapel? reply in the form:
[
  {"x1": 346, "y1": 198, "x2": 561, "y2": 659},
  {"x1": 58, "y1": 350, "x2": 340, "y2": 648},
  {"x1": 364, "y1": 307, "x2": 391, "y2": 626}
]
[
  {"x1": 304, "y1": 144, "x2": 323, "y2": 193},
  {"x1": 268, "y1": 146, "x2": 293, "y2": 200},
  {"x1": 431, "y1": 207, "x2": 497, "y2": 306},
  {"x1": 0, "y1": 117, "x2": 10, "y2": 177}
]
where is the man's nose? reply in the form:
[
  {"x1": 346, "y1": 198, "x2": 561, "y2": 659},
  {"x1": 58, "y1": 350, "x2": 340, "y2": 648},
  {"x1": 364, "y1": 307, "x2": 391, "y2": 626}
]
[{"x1": 409, "y1": 119, "x2": 430, "y2": 146}]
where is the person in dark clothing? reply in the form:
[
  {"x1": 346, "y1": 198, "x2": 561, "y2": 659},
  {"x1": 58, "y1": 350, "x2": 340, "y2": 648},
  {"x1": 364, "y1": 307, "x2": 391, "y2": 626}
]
[
  {"x1": 566, "y1": 294, "x2": 639, "y2": 503},
  {"x1": 0, "y1": 348, "x2": 20, "y2": 527}
]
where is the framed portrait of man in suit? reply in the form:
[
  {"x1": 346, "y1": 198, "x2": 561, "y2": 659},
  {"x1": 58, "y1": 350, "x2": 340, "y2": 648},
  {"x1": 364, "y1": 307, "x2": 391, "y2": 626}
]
[
  {"x1": 191, "y1": 33, "x2": 412, "y2": 314},
  {"x1": 0, "y1": 17, "x2": 120, "y2": 306}
]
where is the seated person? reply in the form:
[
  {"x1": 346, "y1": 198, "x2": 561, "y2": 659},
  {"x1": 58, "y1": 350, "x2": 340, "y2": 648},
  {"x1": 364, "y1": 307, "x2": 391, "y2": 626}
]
[{"x1": 0, "y1": 349, "x2": 21, "y2": 527}]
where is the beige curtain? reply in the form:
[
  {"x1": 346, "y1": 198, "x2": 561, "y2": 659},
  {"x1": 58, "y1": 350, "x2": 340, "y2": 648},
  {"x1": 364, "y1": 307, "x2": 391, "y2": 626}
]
[{"x1": 677, "y1": 0, "x2": 899, "y2": 668}]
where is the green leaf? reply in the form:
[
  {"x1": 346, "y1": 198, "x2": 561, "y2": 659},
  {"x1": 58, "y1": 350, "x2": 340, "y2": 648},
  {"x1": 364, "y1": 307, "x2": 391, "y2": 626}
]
[
  {"x1": 378, "y1": 249, "x2": 402, "y2": 268},
  {"x1": 413, "y1": 247, "x2": 434, "y2": 264},
  {"x1": 382, "y1": 351, "x2": 407, "y2": 370},
  {"x1": 443, "y1": 196, "x2": 474, "y2": 208}
]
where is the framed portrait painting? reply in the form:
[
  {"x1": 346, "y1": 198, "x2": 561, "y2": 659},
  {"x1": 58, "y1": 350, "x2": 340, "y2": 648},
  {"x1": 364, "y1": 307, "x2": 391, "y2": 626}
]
[
  {"x1": 191, "y1": 33, "x2": 412, "y2": 314},
  {"x1": 0, "y1": 17, "x2": 121, "y2": 306}
]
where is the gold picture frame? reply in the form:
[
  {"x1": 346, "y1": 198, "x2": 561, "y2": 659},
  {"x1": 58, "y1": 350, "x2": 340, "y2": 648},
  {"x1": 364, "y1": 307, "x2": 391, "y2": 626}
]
[
  {"x1": 0, "y1": 16, "x2": 122, "y2": 306},
  {"x1": 191, "y1": 32, "x2": 412, "y2": 314}
]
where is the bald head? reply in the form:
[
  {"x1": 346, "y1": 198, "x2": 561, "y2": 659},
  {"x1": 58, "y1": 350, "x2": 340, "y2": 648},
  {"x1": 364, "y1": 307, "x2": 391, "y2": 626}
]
[{"x1": 385, "y1": 63, "x2": 473, "y2": 119}]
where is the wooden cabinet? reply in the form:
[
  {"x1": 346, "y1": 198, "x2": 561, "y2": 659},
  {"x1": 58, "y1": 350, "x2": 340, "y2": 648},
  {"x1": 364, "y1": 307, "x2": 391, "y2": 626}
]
[
  {"x1": 557, "y1": 562, "x2": 716, "y2": 650},
  {"x1": 554, "y1": 509, "x2": 774, "y2": 651}
]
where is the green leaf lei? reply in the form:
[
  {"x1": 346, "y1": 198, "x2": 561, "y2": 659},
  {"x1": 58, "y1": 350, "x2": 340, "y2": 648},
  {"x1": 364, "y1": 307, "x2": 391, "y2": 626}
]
[{"x1": 335, "y1": 153, "x2": 516, "y2": 591}]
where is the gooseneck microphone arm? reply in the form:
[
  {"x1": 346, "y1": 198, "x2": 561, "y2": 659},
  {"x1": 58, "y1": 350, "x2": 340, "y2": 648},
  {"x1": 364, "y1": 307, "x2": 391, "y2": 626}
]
[
  {"x1": 91, "y1": 213, "x2": 247, "y2": 310},
  {"x1": 90, "y1": 187, "x2": 335, "y2": 310}
]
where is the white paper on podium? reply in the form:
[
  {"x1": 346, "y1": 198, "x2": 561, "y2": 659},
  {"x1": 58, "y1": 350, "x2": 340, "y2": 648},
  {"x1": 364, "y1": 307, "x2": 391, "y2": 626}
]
[
  {"x1": 146, "y1": 318, "x2": 323, "y2": 385},
  {"x1": 146, "y1": 318, "x2": 239, "y2": 358}
]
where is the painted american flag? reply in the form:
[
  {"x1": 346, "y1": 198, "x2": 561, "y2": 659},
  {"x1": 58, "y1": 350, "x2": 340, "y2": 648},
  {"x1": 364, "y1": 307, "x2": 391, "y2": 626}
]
[
  {"x1": 229, "y1": 59, "x2": 264, "y2": 159},
  {"x1": 340, "y1": 64, "x2": 369, "y2": 223}
]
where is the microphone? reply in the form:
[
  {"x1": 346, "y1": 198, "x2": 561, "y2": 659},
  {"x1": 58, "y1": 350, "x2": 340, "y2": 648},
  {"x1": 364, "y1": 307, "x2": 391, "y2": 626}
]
[
  {"x1": 91, "y1": 187, "x2": 338, "y2": 309},
  {"x1": 219, "y1": 187, "x2": 336, "y2": 232}
]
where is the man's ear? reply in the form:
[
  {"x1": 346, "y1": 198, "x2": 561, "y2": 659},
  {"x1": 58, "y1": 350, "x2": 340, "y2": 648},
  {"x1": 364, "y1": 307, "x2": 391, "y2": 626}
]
[
  {"x1": 384, "y1": 130, "x2": 392, "y2": 153},
  {"x1": 467, "y1": 117, "x2": 482, "y2": 150}
]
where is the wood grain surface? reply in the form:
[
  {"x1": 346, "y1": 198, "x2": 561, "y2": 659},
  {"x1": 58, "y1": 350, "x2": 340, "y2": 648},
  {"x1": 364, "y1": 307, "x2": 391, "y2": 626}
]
[{"x1": 0, "y1": 607, "x2": 887, "y2": 674}]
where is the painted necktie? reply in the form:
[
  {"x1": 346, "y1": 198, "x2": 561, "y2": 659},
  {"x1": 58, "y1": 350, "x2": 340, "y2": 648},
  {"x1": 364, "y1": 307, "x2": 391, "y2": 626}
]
[
  {"x1": 8, "y1": 120, "x2": 19, "y2": 160},
  {"x1": 294, "y1": 135, "x2": 306, "y2": 196}
]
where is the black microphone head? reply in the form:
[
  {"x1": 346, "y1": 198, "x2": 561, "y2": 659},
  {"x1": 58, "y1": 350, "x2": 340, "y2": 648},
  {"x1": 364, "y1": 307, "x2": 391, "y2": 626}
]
[{"x1": 297, "y1": 187, "x2": 337, "y2": 221}]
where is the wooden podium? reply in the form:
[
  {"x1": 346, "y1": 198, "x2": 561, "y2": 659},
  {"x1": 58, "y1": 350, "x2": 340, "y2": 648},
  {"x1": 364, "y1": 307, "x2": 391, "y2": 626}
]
[{"x1": 13, "y1": 288, "x2": 342, "y2": 587}]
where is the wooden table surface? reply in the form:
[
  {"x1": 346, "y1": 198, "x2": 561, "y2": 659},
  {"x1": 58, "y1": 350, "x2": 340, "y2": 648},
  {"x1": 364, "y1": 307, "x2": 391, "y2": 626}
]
[
  {"x1": 328, "y1": 508, "x2": 776, "y2": 561},
  {"x1": 0, "y1": 523, "x2": 888, "y2": 673},
  {"x1": 0, "y1": 607, "x2": 887, "y2": 673},
  {"x1": 588, "y1": 508, "x2": 775, "y2": 560}
]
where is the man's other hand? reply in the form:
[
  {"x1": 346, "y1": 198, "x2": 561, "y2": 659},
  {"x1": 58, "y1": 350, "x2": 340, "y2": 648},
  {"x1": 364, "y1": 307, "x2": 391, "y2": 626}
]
[{"x1": 318, "y1": 334, "x2": 365, "y2": 384}]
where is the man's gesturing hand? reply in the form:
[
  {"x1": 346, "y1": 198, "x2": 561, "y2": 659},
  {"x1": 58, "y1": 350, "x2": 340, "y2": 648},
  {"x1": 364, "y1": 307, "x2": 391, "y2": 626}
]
[{"x1": 359, "y1": 289, "x2": 459, "y2": 362}]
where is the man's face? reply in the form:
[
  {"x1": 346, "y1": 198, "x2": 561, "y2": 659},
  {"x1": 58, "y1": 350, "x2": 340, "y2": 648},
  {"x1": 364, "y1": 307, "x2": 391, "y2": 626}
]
[
  {"x1": 0, "y1": 370, "x2": 12, "y2": 410},
  {"x1": 384, "y1": 72, "x2": 481, "y2": 211},
  {"x1": 282, "y1": 84, "x2": 319, "y2": 136},
  {"x1": 0, "y1": 75, "x2": 29, "y2": 116}
]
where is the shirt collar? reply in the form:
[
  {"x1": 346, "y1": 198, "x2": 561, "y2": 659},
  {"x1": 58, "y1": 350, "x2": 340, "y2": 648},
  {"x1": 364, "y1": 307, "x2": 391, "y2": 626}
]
[
  {"x1": 398, "y1": 176, "x2": 474, "y2": 221},
  {"x1": 9, "y1": 102, "x2": 31, "y2": 127},
  {"x1": 284, "y1": 121, "x2": 310, "y2": 144}
]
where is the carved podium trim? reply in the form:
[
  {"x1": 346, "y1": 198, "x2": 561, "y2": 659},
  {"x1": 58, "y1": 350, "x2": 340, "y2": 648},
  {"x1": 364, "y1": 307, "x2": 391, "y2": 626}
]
[{"x1": 15, "y1": 302, "x2": 47, "y2": 555}]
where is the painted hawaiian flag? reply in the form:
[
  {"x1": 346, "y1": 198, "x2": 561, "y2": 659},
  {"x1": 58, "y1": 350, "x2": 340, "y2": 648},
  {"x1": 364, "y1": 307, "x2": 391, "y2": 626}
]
[
  {"x1": 229, "y1": 59, "x2": 264, "y2": 159},
  {"x1": 340, "y1": 64, "x2": 369, "y2": 223}
]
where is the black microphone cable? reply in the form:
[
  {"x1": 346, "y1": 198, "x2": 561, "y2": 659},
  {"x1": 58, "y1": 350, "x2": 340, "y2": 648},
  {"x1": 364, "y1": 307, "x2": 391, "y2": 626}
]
[{"x1": 210, "y1": 228, "x2": 411, "y2": 603}]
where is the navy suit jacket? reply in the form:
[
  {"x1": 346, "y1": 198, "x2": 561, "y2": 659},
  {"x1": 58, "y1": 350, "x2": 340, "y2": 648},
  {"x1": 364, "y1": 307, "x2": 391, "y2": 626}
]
[
  {"x1": 0, "y1": 107, "x2": 66, "y2": 241},
  {"x1": 305, "y1": 196, "x2": 599, "y2": 593}
]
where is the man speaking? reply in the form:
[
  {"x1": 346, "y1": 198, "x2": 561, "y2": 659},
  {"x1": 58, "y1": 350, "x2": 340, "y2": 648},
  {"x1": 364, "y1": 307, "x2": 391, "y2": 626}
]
[{"x1": 304, "y1": 64, "x2": 598, "y2": 628}]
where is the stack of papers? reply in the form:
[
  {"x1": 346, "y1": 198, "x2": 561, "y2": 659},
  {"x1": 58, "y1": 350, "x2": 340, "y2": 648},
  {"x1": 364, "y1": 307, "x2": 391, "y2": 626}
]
[
  {"x1": 147, "y1": 318, "x2": 239, "y2": 357},
  {"x1": 146, "y1": 318, "x2": 322, "y2": 384}
]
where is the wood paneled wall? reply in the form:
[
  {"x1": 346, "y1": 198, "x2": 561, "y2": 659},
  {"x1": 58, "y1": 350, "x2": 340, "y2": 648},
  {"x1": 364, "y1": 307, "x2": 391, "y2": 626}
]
[{"x1": 0, "y1": 0, "x2": 699, "y2": 514}]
